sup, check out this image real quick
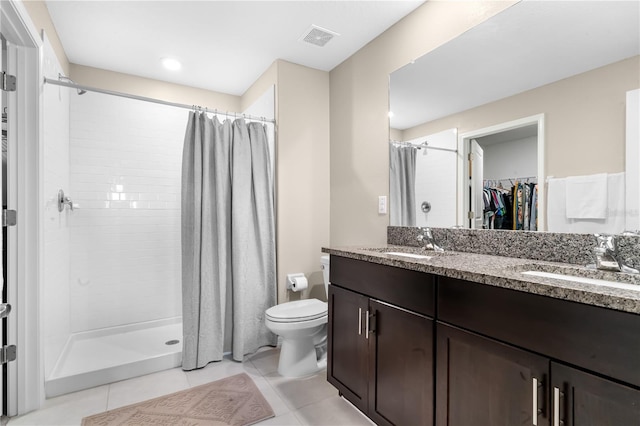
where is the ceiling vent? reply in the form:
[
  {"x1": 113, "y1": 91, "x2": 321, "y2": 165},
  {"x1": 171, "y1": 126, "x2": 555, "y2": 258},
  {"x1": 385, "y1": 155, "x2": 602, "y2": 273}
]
[{"x1": 301, "y1": 25, "x2": 339, "y2": 47}]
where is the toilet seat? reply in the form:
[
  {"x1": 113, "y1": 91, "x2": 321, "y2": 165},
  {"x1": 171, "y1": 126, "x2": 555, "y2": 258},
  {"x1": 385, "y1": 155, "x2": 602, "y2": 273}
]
[{"x1": 266, "y1": 299, "x2": 327, "y2": 323}]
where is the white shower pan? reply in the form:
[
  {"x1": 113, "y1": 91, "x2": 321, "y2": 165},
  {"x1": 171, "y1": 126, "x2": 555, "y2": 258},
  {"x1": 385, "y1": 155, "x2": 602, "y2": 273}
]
[{"x1": 45, "y1": 317, "x2": 183, "y2": 398}]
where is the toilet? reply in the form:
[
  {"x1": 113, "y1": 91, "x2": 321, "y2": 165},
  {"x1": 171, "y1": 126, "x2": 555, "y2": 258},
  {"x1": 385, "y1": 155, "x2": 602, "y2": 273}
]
[{"x1": 265, "y1": 255, "x2": 330, "y2": 377}]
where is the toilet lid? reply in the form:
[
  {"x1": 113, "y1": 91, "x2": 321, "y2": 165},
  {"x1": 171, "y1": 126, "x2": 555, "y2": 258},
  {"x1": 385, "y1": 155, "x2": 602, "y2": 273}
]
[{"x1": 266, "y1": 299, "x2": 328, "y2": 322}]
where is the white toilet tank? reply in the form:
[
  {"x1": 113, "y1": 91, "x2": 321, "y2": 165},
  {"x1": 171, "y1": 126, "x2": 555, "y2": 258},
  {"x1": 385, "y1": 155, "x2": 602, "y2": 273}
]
[{"x1": 320, "y1": 255, "x2": 330, "y2": 296}]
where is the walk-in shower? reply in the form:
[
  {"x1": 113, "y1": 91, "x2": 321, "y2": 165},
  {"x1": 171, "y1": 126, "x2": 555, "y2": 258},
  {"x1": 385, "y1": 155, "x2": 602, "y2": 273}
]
[
  {"x1": 42, "y1": 61, "x2": 276, "y2": 397},
  {"x1": 43, "y1": 76, "x2": 186, "y2": 397}
]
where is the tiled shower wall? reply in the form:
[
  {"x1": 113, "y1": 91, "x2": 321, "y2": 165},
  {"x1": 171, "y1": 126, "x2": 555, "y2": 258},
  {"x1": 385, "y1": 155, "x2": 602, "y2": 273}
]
[{"x1": 69, "y1": 93, "x2": 187, "y2": 332}]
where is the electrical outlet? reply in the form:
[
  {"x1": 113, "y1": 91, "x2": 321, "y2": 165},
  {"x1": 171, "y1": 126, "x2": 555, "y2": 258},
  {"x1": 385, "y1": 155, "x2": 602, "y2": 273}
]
[{"x1": 378, "y1": 196, "x2": 387, "y2": 214}]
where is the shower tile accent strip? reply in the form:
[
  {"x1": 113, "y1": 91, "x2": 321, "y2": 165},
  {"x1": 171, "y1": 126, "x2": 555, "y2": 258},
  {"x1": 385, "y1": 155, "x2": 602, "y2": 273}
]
[{"x1": 387, "y1": 226, "x2": 640, "y2": 268}]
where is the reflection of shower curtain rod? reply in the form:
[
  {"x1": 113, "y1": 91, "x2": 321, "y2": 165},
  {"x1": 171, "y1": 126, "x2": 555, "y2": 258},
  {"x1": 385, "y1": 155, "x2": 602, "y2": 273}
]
[
  {"x1": 390, "y1": 139, "x2": 457, "y2": 153},
  {"x1": 43, "y1": 77, "x2": 276, "y2": 124}
]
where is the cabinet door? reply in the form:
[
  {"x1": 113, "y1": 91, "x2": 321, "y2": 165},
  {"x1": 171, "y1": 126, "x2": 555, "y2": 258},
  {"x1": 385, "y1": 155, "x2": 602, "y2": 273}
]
[
  {"x1": 327, "y1": 285, "x2": 369, "y2": 412},
  {"x1": 551, "y1": 362, "x2": 640, "y2": 426},
  {"x1": 369, "y1": 300, "x2": 434, "y2": 426},
  {"x1": 436, "y1": 323, "x2": 549, "y2": 426}
]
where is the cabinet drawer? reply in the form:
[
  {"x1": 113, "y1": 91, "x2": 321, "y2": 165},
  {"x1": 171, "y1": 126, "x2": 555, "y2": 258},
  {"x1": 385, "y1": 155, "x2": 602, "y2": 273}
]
[
  {"x1": 438, "y1": 276, "x2": 640, "y2": 387},
  {"x1": 330, "y1": 256, "x2": 435, "y2": 317}
]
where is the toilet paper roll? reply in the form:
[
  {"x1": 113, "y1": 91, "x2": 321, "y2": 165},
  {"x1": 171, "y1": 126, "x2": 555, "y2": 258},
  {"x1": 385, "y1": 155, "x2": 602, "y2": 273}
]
[{"x1": 292, "y1": 276, "x2": 308, "y2": 292}]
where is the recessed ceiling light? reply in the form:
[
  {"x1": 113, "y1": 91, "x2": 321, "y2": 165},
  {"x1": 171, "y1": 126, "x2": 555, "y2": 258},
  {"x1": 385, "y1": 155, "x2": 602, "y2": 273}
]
[{"x1": 161, "y1": 57, "x2": 181, "y2": 71}]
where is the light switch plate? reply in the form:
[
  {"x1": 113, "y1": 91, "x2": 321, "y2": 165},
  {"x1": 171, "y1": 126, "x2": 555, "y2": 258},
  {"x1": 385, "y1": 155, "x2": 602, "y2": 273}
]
[{"x1": 378, "y1": 195, "x2": 387, "y2": 214}]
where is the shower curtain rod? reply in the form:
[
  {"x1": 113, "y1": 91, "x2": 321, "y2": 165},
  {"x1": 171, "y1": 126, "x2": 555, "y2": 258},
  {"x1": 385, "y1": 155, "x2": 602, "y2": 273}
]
[
  {"x1": 43, "y1": 77, "x2": 276, "y2": 124},
  {"x1": 390, "y1": 139, "x2": 458, "y2": 153}
]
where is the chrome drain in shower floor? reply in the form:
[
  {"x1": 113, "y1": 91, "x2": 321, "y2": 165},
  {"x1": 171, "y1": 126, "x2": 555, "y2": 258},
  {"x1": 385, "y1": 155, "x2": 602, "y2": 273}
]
[{"x1": 165, "y1": 339, "x2": 180, "y2": 345}]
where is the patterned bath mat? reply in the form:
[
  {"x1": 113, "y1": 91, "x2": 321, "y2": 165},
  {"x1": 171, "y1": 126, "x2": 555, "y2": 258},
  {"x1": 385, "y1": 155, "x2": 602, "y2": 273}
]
[{"x1": 81, "y1": 373, "x2": 274, "y2": 425}]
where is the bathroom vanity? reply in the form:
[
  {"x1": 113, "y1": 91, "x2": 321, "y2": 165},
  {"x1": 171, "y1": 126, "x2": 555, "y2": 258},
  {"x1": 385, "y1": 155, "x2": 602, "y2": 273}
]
[{"x1": 324, "y1": 246, "x2": 640, "y2": 426}]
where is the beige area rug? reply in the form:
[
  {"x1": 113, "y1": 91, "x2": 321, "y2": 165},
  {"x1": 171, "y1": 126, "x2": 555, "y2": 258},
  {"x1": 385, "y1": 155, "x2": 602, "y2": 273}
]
[{"x1": 82, "y1": 373, "x2": 275, "y2": 426}]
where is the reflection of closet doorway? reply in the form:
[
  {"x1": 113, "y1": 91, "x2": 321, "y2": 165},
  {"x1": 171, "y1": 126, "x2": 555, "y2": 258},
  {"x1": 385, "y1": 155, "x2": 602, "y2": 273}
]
[{"x1": 458, "y1": 114, "x2": 545, "y2": 230}]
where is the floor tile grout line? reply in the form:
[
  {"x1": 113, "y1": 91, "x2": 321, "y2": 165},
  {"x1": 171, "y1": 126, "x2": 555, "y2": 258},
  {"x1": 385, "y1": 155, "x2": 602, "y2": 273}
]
[
  {"x1": 258, "y1": 374, "x2": 295, "y2": 415},
  {"x1": 262, "y1": 372, "x2": 338, "y2": 413},
  {"x1": 290, "y1": 408, "x2": 306, "y2": 426}
]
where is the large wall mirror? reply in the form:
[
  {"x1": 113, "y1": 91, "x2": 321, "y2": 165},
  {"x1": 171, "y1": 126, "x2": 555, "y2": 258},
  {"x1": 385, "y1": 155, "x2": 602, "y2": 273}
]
[{"x1": 389, "y1": 0, "x2": 639, "y2": 233}]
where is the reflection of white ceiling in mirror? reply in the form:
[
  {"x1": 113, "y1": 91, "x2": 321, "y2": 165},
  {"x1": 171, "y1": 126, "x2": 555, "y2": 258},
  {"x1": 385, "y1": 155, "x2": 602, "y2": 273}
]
[
  {"x1": 476, "y1": 124, "x2": 537, "y2": 147},
  {"x1": 389, "y1": 1, "x2": 640, "y2": 130}
]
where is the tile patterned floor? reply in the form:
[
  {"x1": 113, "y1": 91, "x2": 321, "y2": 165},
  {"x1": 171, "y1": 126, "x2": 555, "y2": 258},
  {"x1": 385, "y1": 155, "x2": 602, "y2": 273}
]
[{"x1": 8, "y1": 347, "x2": 374, "y2": 426}]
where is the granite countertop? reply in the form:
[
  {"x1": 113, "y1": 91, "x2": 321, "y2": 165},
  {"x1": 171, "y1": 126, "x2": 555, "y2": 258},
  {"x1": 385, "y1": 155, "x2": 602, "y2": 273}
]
[{"x1": 322, "y1": 245, "x2": 640, "y2": 315}]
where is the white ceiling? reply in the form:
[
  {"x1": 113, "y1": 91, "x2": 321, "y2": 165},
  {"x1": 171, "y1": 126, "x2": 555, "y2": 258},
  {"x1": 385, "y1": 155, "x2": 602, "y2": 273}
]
[
  {"x1": 389, "y1": 0, "x2": 640, "y2": 130},
  {"x1": 476, "y1": 124, "x2": 537, "y2": 147},
  {"x1": 45, "y1": 0, "x2": 424, "y2": 96}
]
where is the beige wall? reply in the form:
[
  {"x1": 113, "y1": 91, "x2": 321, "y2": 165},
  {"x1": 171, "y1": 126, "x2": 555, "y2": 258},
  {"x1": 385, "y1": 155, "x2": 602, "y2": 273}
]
[
  {"x1": 241, "y1": 60, "x2": 331, "y2": 304},
  {"x1": 70, "y1": 64, "x2": 241, "y2": 112},
  {"x1": 273, "y1": 61, "x2": 330, "y2": 303},
  {"x1": 403, "y1": 56, "x2": 640, "y2": 178},
  {"x1": 329, "y1": 1, "x2": 516, "y2": 246},
  {"x1": 240, "y1": 61, "x2": 278, "y2": 113},
  {"x1": 21, "y1": 0, "x2": 70, "y2": 75}
]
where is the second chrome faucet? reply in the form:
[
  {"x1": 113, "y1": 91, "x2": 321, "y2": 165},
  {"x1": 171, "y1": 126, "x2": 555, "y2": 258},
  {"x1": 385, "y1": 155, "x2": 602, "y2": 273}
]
[
  {"x1": 417, "y1": 227, "x2": 444, "y2": 253},
  {"x1": 592, "y1": 233, "x2": 638, "y2": 274}
]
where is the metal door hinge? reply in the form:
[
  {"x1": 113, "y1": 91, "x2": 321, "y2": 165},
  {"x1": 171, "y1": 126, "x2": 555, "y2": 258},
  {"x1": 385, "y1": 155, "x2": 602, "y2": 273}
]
[
  {"x1": 468, "y1": 211, "x2": 474, "y2": 219},
  {"x1": 2, "y1": 72, "x2": 16, "y2": 92},
  {"x1": 0, "y1": 345, "x2": 16, "y2": 364},
  {"x1": 2, "y1": 209, "x2": 16, "y2": 227}
]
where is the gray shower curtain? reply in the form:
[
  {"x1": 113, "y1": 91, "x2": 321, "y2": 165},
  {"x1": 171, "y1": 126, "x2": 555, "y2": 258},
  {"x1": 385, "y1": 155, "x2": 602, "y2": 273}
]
[
  {"x1": 389, "y1": 144, "x2": 417, "y2": 226},
  {"x1": 181, "y1": 112, "x2": 276, "y2": 370}
]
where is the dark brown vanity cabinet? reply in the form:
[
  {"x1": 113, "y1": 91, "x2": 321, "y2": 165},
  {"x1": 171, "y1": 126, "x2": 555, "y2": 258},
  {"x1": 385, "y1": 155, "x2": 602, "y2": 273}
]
[
  {"x1": 551, "y1": 362, "x2": 640, "y2": 426},
  {"x1": 328, "y1": 256, "x2": 436, "y2": 426},
  {"x1": 327, "y1": 256, "x2": 640, "y2": 425},
  {"x1": 327, "y1": 284, "x2": 369, "y2": 412},
  {"x1": 437, "y1": 323, "x2": 550, "y2": 426},
  {"x1": 437, "y1": 276, "x2": 640, "y2": 426}
]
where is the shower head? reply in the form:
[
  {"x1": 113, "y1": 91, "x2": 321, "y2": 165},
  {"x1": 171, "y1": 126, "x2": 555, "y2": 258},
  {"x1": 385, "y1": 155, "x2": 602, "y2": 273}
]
[{"x1": 58, "y1": 73, "x2": 87, "y2": 95}]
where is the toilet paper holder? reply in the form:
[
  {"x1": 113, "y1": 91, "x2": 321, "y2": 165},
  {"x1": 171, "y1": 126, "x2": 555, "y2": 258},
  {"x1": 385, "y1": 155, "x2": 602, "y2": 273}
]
[{"x1": 286, "y1": 273, "x2": 307, "y2": 290}]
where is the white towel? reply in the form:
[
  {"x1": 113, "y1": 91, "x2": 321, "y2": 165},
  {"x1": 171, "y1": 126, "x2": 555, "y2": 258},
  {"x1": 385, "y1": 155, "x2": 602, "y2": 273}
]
[
  {"x1": 565, "y1": 173, "x2": 608, "y2": 219},
  {"x1": 547, "y1": 173, "x2": 625, "y2": 234}
]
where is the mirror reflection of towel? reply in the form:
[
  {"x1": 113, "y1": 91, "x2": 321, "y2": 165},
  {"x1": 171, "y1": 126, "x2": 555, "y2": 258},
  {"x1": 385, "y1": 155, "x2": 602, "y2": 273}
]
[
  {"x1": 548, "y1": 172, "x2": 625, "y2": 234},
  {"x1": 565, "y1": 173, "x2": 608, "y2": 219}
]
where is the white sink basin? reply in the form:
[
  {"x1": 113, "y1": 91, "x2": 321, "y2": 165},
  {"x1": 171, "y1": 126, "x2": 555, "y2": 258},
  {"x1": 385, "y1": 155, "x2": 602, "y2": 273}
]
[
  {"x1": 385, "y1": 251, "x2": 432, "y2": 260},
  {"x1": 521, "y1": 270, "x2": 640, "y2": 292}
]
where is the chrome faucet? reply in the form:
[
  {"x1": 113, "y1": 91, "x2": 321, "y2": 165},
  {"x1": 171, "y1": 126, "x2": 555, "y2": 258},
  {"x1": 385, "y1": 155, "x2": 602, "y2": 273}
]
[
  {"x1": 416, "y1": 227, "x2": 444, "y2": 253},
  {"x1": 592, "y1": 233, "x2": 638, "y2": 274}
]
